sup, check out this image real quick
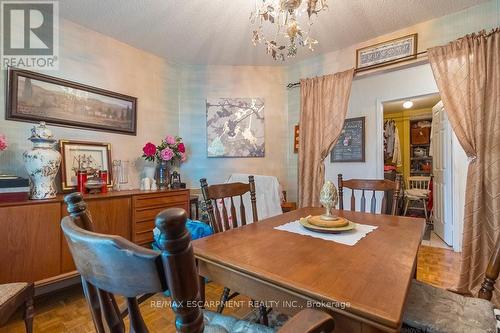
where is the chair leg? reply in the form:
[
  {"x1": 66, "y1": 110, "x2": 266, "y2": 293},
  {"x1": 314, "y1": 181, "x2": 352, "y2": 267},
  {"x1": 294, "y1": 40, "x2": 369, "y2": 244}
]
[
  {"x1": 23, "y1": 298, "x2": 34, "y2": 333},
  {"x1": 198, "y1": 276, "x2": 205, "y2": 308},
  {"x1": 217, "y1": 287, "x2": 230, "y2": 313},
  {"x1": 422, "y1": 199, "x2": 428, "y2": 221},
  {"x1": 403, "y1": 199, "x2": 409, "y2": 216},
  {"x1": 259, "y1": 304, "x2": 269, "y2": 326}
]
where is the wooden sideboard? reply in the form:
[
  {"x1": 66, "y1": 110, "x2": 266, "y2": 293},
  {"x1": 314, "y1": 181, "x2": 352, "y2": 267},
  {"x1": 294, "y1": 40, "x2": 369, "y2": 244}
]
[{"x1": 0, "y1": 189, "x2": 189, "y2": 294}]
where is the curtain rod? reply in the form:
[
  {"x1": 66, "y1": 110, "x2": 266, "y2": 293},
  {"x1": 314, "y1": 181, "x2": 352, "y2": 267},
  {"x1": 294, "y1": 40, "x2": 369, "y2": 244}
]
[{"x1": 286, "y1": 50, "x2": 429, "y2": 89}]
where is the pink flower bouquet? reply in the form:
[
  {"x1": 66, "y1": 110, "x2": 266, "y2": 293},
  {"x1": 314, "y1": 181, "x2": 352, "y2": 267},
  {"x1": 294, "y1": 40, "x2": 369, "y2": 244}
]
[
  {"x1": 0, "y1": 134, "x2": 7, "y2": 151},
  {"x1": 141, "y1": 135, "x2": 187, "y2": 164}
]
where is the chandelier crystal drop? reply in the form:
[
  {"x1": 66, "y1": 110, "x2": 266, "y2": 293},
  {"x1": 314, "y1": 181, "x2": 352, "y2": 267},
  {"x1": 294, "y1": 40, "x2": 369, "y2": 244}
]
[{"x1": 250, "y1": 0, "x2": 328, "y2": 61}]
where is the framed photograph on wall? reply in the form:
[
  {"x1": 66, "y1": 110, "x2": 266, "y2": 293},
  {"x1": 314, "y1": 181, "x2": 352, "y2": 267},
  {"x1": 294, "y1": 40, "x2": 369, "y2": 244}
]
[
  {"x1": 59, "y1": 140, "x2": 112, "y2": 191},
  {"x1": 294, "y1": 124, "x2": 299, "y2": 153},
  {"x1": 330, "y1": 117, "x2": 365, "y2": 163},
  {"x1": 356, "y1": 34, "x2": 418, "y2": 71},
  {"x1": 7, "y1": 68, "x2": 137, "y2": 135}
]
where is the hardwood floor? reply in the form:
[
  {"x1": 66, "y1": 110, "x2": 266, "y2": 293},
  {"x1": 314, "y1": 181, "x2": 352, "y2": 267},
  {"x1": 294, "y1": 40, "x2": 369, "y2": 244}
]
[
  {"x1": 2, "y1": 245, "x2": 460, "y2": 333},
  {"x1": 416, "y1": 245, "x2": 461, "y2": 289},
  {"x1": 1, "y1": 283, "x2": 253, "y2": 333}
]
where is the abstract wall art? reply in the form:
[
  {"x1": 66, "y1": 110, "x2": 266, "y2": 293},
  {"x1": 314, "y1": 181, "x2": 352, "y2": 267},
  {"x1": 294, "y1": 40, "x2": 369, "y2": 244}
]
[{"x1": 206, "y1": 98, "x2": 265, "y2": 157}]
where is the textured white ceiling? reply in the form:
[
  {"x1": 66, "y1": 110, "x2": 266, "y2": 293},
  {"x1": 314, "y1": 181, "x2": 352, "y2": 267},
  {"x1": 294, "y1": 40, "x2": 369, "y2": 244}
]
[{"x1": 59, "y1": 0, "x2": 487, "y2": 66}]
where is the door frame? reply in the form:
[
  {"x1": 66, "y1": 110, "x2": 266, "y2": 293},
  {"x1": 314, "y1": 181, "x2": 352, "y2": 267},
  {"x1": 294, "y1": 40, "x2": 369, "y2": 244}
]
[
  {"x1": 376, "y1": 93, "x2": 464, "y2": 252},
  {"x1": 375, "y1": 92, "x2": 440, "y2": 178}
]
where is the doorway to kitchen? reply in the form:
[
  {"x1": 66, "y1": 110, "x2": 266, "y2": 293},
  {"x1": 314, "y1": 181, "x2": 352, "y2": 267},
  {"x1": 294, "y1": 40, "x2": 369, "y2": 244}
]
[{"x1": 381, "y1": 93, "x2": 467, "y2": 251}]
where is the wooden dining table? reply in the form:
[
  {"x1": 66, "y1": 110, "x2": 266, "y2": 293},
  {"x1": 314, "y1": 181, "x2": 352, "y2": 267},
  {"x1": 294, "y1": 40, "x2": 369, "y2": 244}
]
[{"x1": 193, "y1": 207, "x2": 425, "y2": 333}]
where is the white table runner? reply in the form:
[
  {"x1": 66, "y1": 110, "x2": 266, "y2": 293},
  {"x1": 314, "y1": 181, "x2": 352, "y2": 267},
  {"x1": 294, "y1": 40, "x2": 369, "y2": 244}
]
[{"x1": 274, "y1": 220, "x2": 377, "y2": 246}]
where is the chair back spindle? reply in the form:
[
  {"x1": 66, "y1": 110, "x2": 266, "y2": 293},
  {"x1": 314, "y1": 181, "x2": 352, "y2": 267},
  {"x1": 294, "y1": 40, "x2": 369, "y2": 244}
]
[
  {"x1": 370, "y1": 190, "x2": 376, "y2": 213},
  {"x1": 221, "y1": 199, "x2": 230, "y2": 230},
  {"x1": 239, "y1": 195, "x2": 247, "y2": 226},
  {"x1": 338, "y1": 175, "x2": 344, "y2": 210},
  {"x1": 407, "y1": 176, "x2": 431, "y2": 191},
  {"x1": 200, "y1": 176, "x2": 258, "y2": 233},
  {"x1": 337, "y1": 174, "x2": 402, "y2": 215},
  {"x1": 230, "y1": 197, "x2": 237, "y2": 228},
  {"x1": 249, "y1": 177, "x2": 258, "y2": 221},
  {"x1": 360, "y1": 190, "x2": 365, "y2": 212}
]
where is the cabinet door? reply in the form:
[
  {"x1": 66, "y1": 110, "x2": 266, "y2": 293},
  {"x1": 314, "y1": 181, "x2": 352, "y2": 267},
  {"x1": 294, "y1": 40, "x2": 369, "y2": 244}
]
[
  {"x1": 61, "y1": 197, "x2": 131, "y2": 273},
  {"x1": 0, "y1": 203, "x2": 61, "y2": 283}
]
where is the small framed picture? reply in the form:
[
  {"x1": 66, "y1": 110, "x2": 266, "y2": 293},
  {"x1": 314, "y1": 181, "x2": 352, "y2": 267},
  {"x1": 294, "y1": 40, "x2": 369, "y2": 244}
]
[
  {"x1": 59, "y1": 140, "x2": 112, "y2": 191},
  {"x1": 356, "y1": 34, "x2": 418, "y2": 71}
]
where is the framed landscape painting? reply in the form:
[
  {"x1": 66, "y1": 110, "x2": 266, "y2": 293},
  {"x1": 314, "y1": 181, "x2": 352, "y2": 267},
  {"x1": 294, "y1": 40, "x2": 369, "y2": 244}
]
[
  {"x1": 7, "y1": 68, "x2": 137, "y2": 135},
  {"x1": 206, "y1": 98, "x2": 265, "y2": 157}
]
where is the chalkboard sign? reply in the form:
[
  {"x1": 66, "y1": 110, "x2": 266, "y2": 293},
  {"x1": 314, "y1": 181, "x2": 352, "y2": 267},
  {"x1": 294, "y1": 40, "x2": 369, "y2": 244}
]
[{"x1": 330, "y1": 117, "x2": 365, "y2": 162}]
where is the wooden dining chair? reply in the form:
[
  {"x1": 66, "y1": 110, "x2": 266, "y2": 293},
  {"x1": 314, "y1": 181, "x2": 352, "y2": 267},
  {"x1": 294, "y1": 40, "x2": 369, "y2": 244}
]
[
  {"x1": 200, "y1": 176, "x2": 270, "y2": 324},
  {"x1": 0, "y1": 282, "x2": 34, "y2": 333},
  {"x1": 403, "y1": 239, "x2": 500, "y2": 332},
  {"x1": 61, "y1": 193, "x2": 335, "y2": 333},
  {"x1": 338, "y1": 174, "x2": 402, "y2": 215},
  {"x1": 200, "y1": 176, "x2": 258, "y2": 233},
  {"x1": 403, "y1": 176, "x2": 431, "y2": 219}
]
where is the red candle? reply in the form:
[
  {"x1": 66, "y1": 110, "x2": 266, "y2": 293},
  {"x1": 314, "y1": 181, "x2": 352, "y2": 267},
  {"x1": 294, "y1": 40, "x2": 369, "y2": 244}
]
[
  {"x1": 77, "y1": 170, "x2": 87, "y2": 194},
  {"x1": 100, "y1": 170, "x2": 108, "y2": 193}
]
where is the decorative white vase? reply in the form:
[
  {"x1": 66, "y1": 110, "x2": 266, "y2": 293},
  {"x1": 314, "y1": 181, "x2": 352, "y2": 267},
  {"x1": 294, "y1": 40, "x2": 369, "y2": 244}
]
[
  {"x1": 319, "y1": 181, "x2": 339, "y2": 220},
  {"x1": 23, "y1": 122, "x2": 61, "y2": 200},
  {"x1": 143, "y1": 165, "x2": 156, "y2": 179}
]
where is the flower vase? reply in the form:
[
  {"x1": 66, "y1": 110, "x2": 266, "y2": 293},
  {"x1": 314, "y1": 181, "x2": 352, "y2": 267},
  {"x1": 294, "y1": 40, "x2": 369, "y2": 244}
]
[
  {"x1": 157, "y1": 160, "x2": 170, "y2": 189},
  {"x1": 23, "y1": 122, "x2": 61, "y2": 199}
]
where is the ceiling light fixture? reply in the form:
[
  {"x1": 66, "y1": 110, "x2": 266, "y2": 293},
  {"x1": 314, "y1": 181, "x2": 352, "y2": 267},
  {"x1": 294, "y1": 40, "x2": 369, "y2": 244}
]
[
  {"x1": 403, "y1": 100, "x2": 414, "y2": 109},
  {"x1": 250, "y1": 0, "x2": 328, "y2": 61}
]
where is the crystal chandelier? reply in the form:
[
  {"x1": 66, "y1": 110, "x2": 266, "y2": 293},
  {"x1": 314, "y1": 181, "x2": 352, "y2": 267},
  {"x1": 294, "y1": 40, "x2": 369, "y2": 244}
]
[{"x1": 250, "y1": 0, "x2": 328, "y2": 61}]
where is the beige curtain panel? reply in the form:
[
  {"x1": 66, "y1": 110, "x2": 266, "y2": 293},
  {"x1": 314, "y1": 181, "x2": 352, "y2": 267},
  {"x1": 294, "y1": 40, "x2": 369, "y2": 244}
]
[
  {"x1": 298, "y1": 69, "x2": 355, "y2": 208},
  {"x1": 428, "y1": 28, "x2": 500, "y2": 305}
]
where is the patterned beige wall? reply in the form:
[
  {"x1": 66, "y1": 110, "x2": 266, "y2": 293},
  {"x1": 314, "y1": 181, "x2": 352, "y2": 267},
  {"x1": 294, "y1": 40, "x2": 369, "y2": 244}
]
[
  {"x1": 0, "y1": 19, "x2": 180, "y2": 189},
  {"x1": 178, "y1": 65, "x2": 288, "y2": 190}
]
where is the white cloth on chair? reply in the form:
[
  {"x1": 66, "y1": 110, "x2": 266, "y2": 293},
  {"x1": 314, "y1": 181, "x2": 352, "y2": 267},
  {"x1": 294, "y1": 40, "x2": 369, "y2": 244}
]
[
  {"x1": 226, "y1": 174, "x2": 283, "y2": 224},
  {"x1": 384, "y1": 120, "x2": 396, "y2": 160}
]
